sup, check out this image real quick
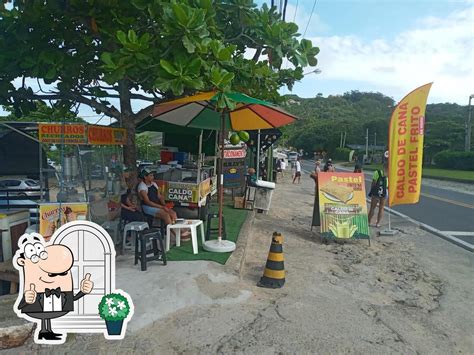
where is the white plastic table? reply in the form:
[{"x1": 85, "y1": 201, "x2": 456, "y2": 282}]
[{"x1": 166, "y1": 219, "x2": 205, "y2": 255}]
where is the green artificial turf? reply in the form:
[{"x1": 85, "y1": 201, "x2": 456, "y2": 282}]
[{"x1": 165, "y1": 201, "x2": 249, "y2": 264}]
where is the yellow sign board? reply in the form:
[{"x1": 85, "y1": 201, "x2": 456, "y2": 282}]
[{"x1": 39, "y1": 203, "x2": 88, "y2": 241}]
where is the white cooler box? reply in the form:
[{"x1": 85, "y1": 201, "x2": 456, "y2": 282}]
[{"x1": 254, "y1": 180, "x2": 275, "y2": 211}]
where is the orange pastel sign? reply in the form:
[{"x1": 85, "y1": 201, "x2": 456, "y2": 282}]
[{"x1": 87, "y1": 125, "x2": 127, "y2": 145}]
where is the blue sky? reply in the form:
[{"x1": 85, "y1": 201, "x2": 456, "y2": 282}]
[{"x1": 258, "y1": 0, "x2": 474, "y2": 104}]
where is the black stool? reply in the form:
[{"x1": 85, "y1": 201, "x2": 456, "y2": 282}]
[
  {"x1": 134, "y1": 228, "x2": 167, "y2": 271},
  {"x1": 206, "y1": 213, "x2": 226, "y2": 240}
]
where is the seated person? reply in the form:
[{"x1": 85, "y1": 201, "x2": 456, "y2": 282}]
[
  {"x1": 247, "y1": 168, "x2": 258, "y2": 187},
  {"x1": 137, "y1": 168, "x2": 190, "y2": 239},
  {"x1": 120, "y1": 188, "x2": 144, "y2": 222}
]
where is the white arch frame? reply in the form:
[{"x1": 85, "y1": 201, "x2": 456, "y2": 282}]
[{"x1": 50, "y1": 220, "x2": 116, "y2": 335}]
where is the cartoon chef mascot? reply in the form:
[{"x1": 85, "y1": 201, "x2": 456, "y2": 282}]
[{"x1": 13, "y1": 233, "x2": 94, "y2": 344}]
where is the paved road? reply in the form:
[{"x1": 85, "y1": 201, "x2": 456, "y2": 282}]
[{"x1": 300, "y1": 160, "x2": 474, "y2": 245}]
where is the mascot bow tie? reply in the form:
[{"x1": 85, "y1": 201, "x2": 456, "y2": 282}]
[{"x1": 45, "y1": 287, "x2": 62, "y2": 297}]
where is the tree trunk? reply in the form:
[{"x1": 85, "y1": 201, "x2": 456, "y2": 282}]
[
  {"x1": 118, "y1": 80, "x2": 138, "y2": 188},
  {"x1": 122, "y1": 116, "x2": 137, "y2": 185}
]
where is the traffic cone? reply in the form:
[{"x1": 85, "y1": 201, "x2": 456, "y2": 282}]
[{"x1": 257, "y1": 232, "x2": 285, "y2": 288}]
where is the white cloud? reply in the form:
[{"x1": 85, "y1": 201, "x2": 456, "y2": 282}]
[{"x1": 302, "y1": 5, "x2": 474, "y2": 103}]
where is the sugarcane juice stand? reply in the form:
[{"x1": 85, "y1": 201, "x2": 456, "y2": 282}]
[{"x1": 135, "y1": 120, "x2": 218, "y2": 221}]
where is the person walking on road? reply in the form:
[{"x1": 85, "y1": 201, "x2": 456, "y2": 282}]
[
  {"x1": 280, "y1": 159, "x2": 287, "y2": 177},
  {"x1": 293, "y1": 157, "x2": 302, "y2": 184},
  {"x1": 314, "y1": 160, "x2": 322, "y2": 174},
  {"x1": 367, "y1": 164, "x2": 388, "y2": 228}
]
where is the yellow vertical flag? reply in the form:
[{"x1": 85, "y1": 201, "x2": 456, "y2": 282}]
[{"x1": 388, "y1": 83, "x2": 433, "y2": 207}]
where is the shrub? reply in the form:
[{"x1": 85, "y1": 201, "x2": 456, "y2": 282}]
[
  {"x1": 98, "y1": 292, "x2": 132, "y2": 321},
  {"x1": 433, "y1": 150, "x2": 474, "y2": 170},
  {"x1": 332, "y1": 147, "x2": 352, "y2": 161}
]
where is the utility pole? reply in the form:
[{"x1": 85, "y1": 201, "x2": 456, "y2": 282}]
[
  {"x1": 466, "y1": 95, "x2": 473, "y2": 152},
  {"x1": 365, "y1": 128, "x2": 369, "y2": 162},
  {"x1": 339, "y1": 132, "x2": 343, "y2": 148}
]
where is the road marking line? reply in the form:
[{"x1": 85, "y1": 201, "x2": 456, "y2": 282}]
[
  {"x1": 419, "y1": 193, "x2": 474, "y2": 209},
  {"x1": 443, "y1": 231, "x2": 474, "y2": 237}
]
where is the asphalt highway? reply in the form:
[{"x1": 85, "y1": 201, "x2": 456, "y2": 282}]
[{"x1": 300, "y1": 160, "x2": 474, "y2": 245}]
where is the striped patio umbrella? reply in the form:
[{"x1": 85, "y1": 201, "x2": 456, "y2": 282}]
[
  {"x1": 151, "y1": 91, "x2": 298, "y2": 252},
  {"x1": 151, "y1": 91, "x2": 297, "y2": 131}
]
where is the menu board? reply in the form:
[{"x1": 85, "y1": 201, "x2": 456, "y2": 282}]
[{"x1": 317, "y1": 172, "x2": 370, "y2": 240}]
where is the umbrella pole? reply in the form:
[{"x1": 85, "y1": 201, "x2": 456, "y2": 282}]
[
  {"x1": 218, "y1": 111, "x2": 225, "y2": 242},
  {"x1": 203, "y1": 110, "x2": 236, "y2": 253}
]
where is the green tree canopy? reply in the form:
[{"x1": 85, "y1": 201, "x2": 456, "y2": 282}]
[{"x1": 0, "y1": 0, "x2": 319, "y2": 175}]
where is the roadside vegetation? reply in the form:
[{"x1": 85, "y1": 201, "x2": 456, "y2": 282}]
[{"x1": 281, "y1": 92, "x2": 471, "y2": 172}]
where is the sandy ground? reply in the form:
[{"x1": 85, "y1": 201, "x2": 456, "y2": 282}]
[{"x1": 3, "y1": 171, "x2": 473, "y2": 354}]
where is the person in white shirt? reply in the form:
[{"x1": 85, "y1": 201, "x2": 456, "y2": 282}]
[
  {"x1": 280, "y1": 159, "x2": 287, "y2": 177},
  {"x1": 292, "y1": 158, "x2": 302, "y2": 184},
  {"x1": 138, "y1": 168, "x2": 191, "y2": 239}
]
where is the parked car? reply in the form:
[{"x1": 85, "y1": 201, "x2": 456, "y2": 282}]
[
  {"x1": 288, "y1": 151, "x2": 298, "y2": 162},
  {"x1": 137, "y1": 161, "x2": 154, "y2": 173},
  {"x1": 0, "y1": 178, "x2": 42, "y2": 198}
]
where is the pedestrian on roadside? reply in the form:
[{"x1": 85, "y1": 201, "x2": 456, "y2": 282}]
[
  {"x1": 323, "y1": 158, "x2": 333, "y2": 172},
  {"x1": 367, "y1": 163, "x2": 388, "y2": 228},
  {"x1": 292, "y1": 157, "x2": 302, "y2": 184},
  {"x1": 354, "y1": 163, "x2": 363, "y2": 173},
  {"x1": 315, "y1": 160, "x2": 322, "y2": 173},
  {"x1": 280, "y1": 159, "x2": 287, "y2": 177}
]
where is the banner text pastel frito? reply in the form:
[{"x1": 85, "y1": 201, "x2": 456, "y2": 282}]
[{"x1": 395, "y1": 103, "x2": 423, "y2": 199}]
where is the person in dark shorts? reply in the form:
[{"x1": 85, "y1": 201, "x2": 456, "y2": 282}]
[
  {"x1": 292, "y1": 157, "x2": 302, "y2": 184},
  {"x1": 120, "y1": 189, "x2": 144, "y2": 222}
]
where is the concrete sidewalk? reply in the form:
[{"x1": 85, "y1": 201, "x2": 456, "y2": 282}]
[{"x1": 2, "y1": 170, "x2": 473, "y2": 354}]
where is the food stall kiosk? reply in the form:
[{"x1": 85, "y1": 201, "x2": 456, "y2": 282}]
[{"x1": 135, "y1": 120, "x2": 219, "y2": 221}]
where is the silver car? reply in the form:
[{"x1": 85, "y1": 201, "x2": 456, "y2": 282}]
[{"x1": 0, "y1": 178, "x2": 42, "y2": 198}]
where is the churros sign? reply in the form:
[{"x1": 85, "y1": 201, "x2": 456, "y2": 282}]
[
  {"x1": 38, "y1": 124, "x2": 87, "y2": 144},
  {"x1": 388, "y1": 83, "x2": 432, "y2": 206},
  {"x1": 38, "y1": 124, "x2": 126, "y2": 145}
]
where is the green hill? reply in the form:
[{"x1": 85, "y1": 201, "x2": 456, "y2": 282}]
[{"x1": 282, "y1": 91, "x2": 467, "y2": 163}]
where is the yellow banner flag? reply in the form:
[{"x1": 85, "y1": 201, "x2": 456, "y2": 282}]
[{"x1": 388, "y1": 83, "x2": 432, "y2": 206}]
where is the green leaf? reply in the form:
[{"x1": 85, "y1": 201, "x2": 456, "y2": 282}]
[
  {"x1": 220, "y1": 72, "x2": 234, "y2": 85},
  {"x1": 185, "y1": 58, "x2": 201, "y2": 75},
  {"x1": 182, "y1": 35, "x2": 196, "y2": 53},
  {"x1": 101, "y1": 52, "x2": 115, "y2": 67},
  {"x1": 116, "y1": 30, "x2": 127, "y2": 45},
  {"x1": 160, "y1": 59, "x2": 179, "y2": 76},
  {"x1": 45, "y1": 67, "x2": 56, "y2": 80},
  {"x1": 172, "y1": 3, "x2": 188, "y2": 26},
  {"x1": 127, "y1": 29, "x2": 138, "y2": 43},
  {"x1": 307, "y1": 56, "x2": 318, "y2": 67}
]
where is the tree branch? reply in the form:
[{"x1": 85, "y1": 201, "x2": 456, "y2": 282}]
[{"x1": 67, "y1": 92, "x2": 121, "y2": 119}]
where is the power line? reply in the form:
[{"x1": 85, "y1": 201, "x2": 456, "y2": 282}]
[
  {"x1": 292, "y1": 0, "x2": 298, "y2": 22},
  {"x1": 303, "y1": 0, "x2": 317, "y2": 38}
]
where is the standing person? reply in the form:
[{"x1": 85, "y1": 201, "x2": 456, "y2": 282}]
[
  {"x1": 323, "y1": 158, "x2": 333, "y2": 172},
  {"x1": 292, "y1": 157, "x2": 302, "y2": 184},
  {"x1": 367, "y1": 164, "x2": 388, "y2": 228},
  {"x1": 354, "y1": 163, "x2": 363, "y2": 173},
  {"x1": 138, "y1": 168, "x2": 190, "y2": 238},
  {"x1": 280, "y1": 159, "x2": 287, "y2": 177},
  {"x1": 314, "y1": 160, "x2": 322, "y2": 174},
  {"x1": 276, "y1": 159, "x2": 282, "y2": 178}
]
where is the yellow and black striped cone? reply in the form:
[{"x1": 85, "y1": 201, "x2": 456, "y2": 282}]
[{"x1": 257, "y1": 232, "x2": 285, "y2": 288}]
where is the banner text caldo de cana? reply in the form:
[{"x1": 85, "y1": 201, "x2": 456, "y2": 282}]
[{"x1": 388, "y1": 83, "x2": 432, "y2": 206}]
